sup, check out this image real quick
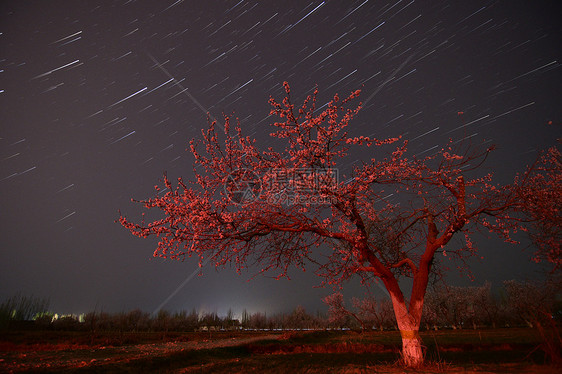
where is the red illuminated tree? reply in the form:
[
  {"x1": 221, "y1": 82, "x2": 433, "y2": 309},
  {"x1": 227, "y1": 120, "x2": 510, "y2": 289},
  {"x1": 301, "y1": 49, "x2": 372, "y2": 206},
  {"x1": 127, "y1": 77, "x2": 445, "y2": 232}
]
[
  {"x1": 120, "y1": 83, "x2": 522, "y2": 367},
  {"x1": 514, "y1": 146, "x2": 561, "y2": 271}
]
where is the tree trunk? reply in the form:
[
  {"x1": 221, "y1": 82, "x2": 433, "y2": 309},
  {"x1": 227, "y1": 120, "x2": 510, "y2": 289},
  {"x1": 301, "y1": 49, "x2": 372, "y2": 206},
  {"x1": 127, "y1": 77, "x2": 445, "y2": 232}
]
[
  {"x1": 400, "y1": 329, "x2": 424, "y2": 367},
  {"x1": 388, "y1": 291, "x2": 424, "y2": 367}
]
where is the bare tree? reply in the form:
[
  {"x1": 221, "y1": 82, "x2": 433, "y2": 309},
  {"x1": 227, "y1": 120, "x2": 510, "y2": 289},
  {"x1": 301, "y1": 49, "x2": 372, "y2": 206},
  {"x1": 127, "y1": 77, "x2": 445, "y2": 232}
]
[
  {"x1": 350, "y1": 296, "x2": 395, "y2": 331},
  {"x1": 423, "y1": 285, "x2": 467, "y2": 330},
  {"x1": 503, "y1": 278, "x2": 562, "y2": 364},
  {"x1": 472, "y1": 281, "x2": 502, "y2": 329},
  {"x1": 323, "y1": 292, "x2": 365, "y2": 330}
]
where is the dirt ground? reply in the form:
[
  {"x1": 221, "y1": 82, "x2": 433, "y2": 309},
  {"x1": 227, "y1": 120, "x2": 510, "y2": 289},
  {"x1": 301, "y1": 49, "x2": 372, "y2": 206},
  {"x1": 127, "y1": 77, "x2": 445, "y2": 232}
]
[
  {"x1": 0, "y1": 330, "x2": 559, "y2": 373},
  {"x1": 0, "y1": 333, "x2": 280, "y2": 372}
]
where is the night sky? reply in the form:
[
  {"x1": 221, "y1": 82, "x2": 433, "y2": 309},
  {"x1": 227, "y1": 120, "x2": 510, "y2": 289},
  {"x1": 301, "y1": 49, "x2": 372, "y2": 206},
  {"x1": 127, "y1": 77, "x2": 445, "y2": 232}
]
[{"x1": 1, "y1": 1, "x2": 560, "y2": 317}]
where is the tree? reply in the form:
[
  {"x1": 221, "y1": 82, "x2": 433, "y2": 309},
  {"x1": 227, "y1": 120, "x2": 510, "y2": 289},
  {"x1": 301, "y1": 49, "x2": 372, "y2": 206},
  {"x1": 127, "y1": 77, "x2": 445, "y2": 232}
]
[
  {"x1": 503, "y1": 278, "x2": 562, "y2": 364},
  {"x1": 323, "y1": 293, "x2": 395, "y2": 331},
  {"x1": 285, "y1": 305, "x2": 316, "y2": 330},
  {"x1": 510, "y1": 148, "x2": 561, "y2": 362},
  {"x1": 514, "y1": 146, "x2": 561, "y2": 271},
  {"x1": 247, "y1": 311, "x2": 267, "y2": 330},
  {"x1": 471, "y1": 281, "x2": 502, "y2": 329},
  {"x1": 323, "y1": 292, "x2": 365, "y2": 330},
  {"x1": 120, "y1": 82, "x2": 522, "y2": 367},
  {"x1": 241, "y1": 309, "x2": 250, "y2": 329},
  {"x1": 422, "y1": 283, "x2": 498, "y2": 330}
]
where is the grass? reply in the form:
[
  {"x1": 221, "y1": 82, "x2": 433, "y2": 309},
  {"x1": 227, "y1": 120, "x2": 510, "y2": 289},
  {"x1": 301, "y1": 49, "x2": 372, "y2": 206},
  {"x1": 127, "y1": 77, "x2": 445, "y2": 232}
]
[{"x1": 0, "y1": 328, "x2": 559, "y2": 373}]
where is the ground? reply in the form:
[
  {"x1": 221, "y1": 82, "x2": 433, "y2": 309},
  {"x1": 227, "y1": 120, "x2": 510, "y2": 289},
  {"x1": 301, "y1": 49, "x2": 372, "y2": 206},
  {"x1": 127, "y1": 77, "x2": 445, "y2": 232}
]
[{"x1": 0, "y1": 328, "x2": 559, "y2": 373}]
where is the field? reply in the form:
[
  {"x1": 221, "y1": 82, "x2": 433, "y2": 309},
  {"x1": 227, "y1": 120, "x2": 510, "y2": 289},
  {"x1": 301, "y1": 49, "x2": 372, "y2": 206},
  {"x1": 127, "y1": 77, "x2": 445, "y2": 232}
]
[{"x1": 0, "y1": 328, "x2": 559, "y2": 373}]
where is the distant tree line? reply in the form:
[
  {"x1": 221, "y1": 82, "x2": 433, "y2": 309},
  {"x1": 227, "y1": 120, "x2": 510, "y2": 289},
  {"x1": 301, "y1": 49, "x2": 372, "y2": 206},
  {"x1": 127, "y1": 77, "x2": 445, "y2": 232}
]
[
  {"x1": 1, "y1": 279, "x2": 559, "y2": 333},
  {"x1": 0, "y1": 294, "x2": 50, "y2": 328},
  {"x1": 46, "y1": 306, "x2": 327, "y2": 332},
  {"x1": 325, "y1": 279, "x2": 561, "y2": 332}
]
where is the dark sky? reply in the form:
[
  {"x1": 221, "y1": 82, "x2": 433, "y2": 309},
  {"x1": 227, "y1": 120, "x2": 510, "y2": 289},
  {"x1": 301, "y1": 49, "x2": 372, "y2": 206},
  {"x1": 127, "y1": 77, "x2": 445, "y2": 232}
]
[{"x1": 1, "y1": 1, "x2": 560, "y2": 317}]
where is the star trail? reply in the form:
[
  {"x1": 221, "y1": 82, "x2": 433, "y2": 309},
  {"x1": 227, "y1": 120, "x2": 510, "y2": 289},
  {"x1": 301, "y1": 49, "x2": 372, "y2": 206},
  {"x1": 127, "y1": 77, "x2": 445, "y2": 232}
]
[{"x1": 0, "y1": 1, "x2": 560, "y2": 315}]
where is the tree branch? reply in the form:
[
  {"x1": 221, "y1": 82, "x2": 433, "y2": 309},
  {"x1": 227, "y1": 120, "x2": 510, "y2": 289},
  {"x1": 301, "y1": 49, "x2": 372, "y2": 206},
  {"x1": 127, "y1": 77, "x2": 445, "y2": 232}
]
[{"x1": 391, "y1": 258, "x2": 418, "y2": 274}]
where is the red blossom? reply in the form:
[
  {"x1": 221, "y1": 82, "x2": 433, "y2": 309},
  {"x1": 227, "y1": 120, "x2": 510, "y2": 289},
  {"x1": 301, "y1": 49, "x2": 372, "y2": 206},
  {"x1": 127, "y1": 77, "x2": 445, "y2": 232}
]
[{"x1": 513, "y1": 147, "x2": 561, "y2": 270}]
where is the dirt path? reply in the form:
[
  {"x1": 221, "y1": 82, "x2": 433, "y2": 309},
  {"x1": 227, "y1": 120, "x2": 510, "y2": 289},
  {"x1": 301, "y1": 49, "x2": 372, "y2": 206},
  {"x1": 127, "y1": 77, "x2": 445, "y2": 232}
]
[{"x1": 0, "y1": 334, "x2": 281, "y2": 373}]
